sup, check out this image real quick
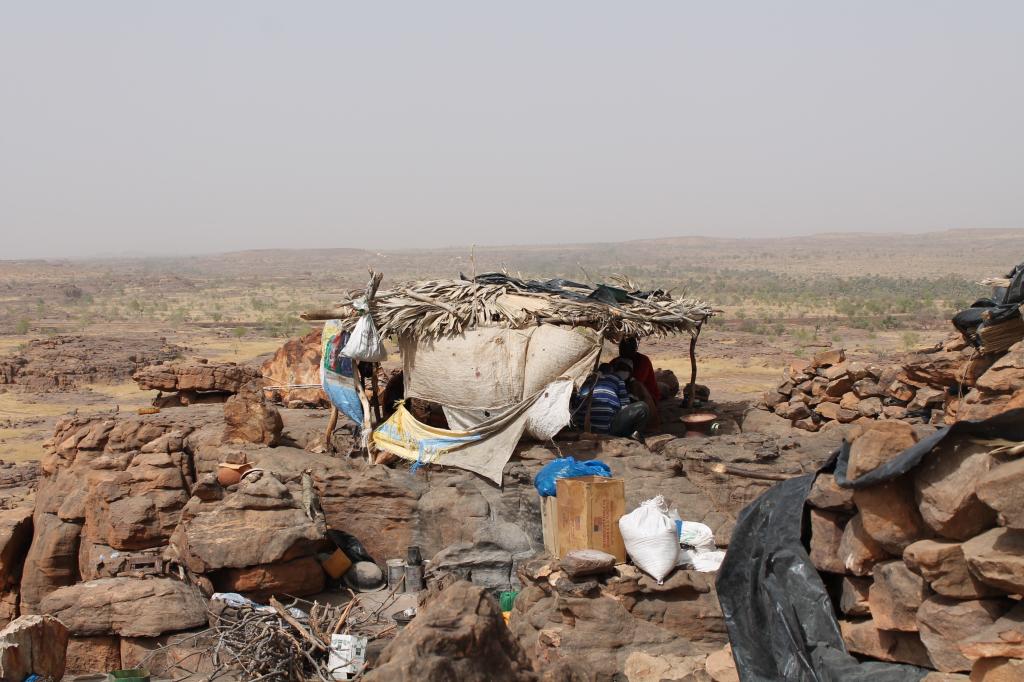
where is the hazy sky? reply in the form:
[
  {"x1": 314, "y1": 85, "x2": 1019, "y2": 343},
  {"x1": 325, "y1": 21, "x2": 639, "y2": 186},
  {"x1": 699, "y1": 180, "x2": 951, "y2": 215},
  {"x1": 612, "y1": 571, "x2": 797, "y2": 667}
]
[{"x1": 2, "y1": 2, "x2": 1022, "y2": 259}]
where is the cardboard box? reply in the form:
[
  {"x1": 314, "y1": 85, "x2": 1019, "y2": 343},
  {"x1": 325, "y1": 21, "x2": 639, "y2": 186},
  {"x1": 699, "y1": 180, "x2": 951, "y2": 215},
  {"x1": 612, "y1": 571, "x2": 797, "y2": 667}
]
[
  {"x1": 540, "y1": 495, "x2": 560, "y2": 557},
  {"x1": 554, "y1": 476, "x2": 626, "y2": 562}
]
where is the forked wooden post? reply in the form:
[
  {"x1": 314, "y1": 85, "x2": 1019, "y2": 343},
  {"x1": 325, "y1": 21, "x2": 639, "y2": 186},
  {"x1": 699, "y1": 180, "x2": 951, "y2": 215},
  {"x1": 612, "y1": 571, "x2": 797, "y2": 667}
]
[{"x1": 688, "y1": 321, "x2": 703, "y2": 408}]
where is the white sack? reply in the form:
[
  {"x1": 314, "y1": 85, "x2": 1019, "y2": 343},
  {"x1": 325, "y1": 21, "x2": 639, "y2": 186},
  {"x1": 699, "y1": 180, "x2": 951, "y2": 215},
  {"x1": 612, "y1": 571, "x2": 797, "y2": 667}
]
[
  {"x1": 678, "y1": 521, "x2": 716, "y2": 552},
  {"x1": 618, "y1": 496, "x2": 679, "y2": 583},
  {"x1": 341, "y1": 314, "x2": 388, "y2": 362},
  {"x1": 677, "y1": 548, "x2": 726, "y2": 573}
]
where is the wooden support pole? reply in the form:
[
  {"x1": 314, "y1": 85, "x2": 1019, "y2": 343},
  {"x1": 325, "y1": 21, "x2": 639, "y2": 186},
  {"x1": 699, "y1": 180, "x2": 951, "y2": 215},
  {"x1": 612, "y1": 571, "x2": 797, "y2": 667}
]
[
  {"x1": 369, "y1": 364, "x2": 383, "y2": 424},
  {"x1": 324, "y1": 406, "x2": 339, "y2": 453},
  {"x1": 687, "y1": 322, "x2": 702, "y2": 409}
]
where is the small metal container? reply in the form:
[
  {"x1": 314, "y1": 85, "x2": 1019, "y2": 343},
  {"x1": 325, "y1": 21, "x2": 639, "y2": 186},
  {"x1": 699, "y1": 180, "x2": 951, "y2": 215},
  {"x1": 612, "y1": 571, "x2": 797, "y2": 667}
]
[
  {"x1": 386, "y1": 558, "x2": 406, "y2": 592},
  {"x1": 405, "y1": 562, "x2": 424, "y2": 592}
]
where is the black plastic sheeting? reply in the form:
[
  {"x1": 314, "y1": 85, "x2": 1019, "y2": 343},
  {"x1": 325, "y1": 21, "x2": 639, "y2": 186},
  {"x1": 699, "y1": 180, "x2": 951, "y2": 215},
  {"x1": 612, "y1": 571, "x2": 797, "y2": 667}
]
[{"x1": 716, "y1": 408, "x2": 1024, "y2": 681}]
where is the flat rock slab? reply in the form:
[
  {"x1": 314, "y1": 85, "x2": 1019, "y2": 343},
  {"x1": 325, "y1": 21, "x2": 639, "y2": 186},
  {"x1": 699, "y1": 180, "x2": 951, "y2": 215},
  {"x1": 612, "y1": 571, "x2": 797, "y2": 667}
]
[
  {"x1": 903, "y1": 539, "x2": 1001, "y2": 599},
  {"x1": 962, "y1": 528, "x2": 1024, "y2": 595},
  {"x1": 913, "y1": 438, "x2": 996, "y2": 541},
  {"x1": 869, "y1": 560, "x2": 932, "y2": 632},
  {"x1": 975, "y1": 457, "x2": 1024, "y2": 530},
  {"x1": 916, "y1": 595, "x2": 1014, "y2": 673},
  {"x1": 960, "y1": 603, "x2": 1024, "y2": 661},
  {"x1": 39, "y1": 577, "x2": 207, "y2": 637},
  {"x1": 839, "y1": 618, "x2": 932, "y2": 667}
]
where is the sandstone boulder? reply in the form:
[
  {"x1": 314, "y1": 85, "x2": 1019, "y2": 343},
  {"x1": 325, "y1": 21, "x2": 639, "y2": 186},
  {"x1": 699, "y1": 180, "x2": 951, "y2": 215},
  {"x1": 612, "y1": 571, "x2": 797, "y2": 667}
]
[
  {"x1": 806, "y1": 474, "x2": 854, "y2": 512},
  {"x1": 84, "y1": 451, "x2": 191, "y2": 550},
  {"x1": 913, "y1": 438, "x2": 996, "y2": 540},
  {"x1": 65, "y1": 635, "x2": 122, "y2": 675},
  {"x1": 847, "y1": 421, "x2": 919, "y2": 479},
  {"x1": 623, "y1": 651, "x2": 713, "y2": 681},
  {"x1": 0, "y1": 508, "x2": 32, "y2": 588},
  {"x1": 839, "y1": 513, "x2": 891, "y2": 576},
  {"x1": 19, "y1": 512, "x2": 81, "y2": 614},
  {"x1": 222, "y1": 380, "x2": 283, "y2": 446},
  {"x1": 213, "y1": 556, "x2": 326, "y2": 601},
  {"x1": 962, "y1": 528, "x2": 1024, "y2": 595},
  {"x1": 917, "y1": 596, "x2": 1014, "y2": 672},
  {"x1": 903, "y1": 539, "x2": 1002, "y2": 599},
  {"x1": 704, "y1": 645, "x2": 739, "y2": 682},
  {"x1": 869, "y1": 560, "x2": 932, "y2": 631},
  {"x1": 261, "y1": 329, "x2": 328, "y2": 406},
  {"x1": 133, "y1": 360, "x2": 261, "y2": 394},
  {"x1": 855, "y1": 479, "x2": 931, "y2": 554},
  {"x1": 365, "y1": 580, "x2": 537, "y2": 681},
  {"x1": 809, "y1": 509, "x2": 848, "y2": 574},
  {"x1": 970, "y1": 657, "x2": 1024, "y2": 681},
  {"x1": 39, "y1": 577, "x2": 207, "y2": 637},
  {"x1": 975, "y1": 458, "x2": 1024, "y2": 530},
  {"x1": 974, "y1": 342, "x2": 1024, "y2": 394},
  {"x1": 776, "y1": 401, "x2": 811, "y2": 421},
  {"x1": 0, "y1": 614, "x2": 69, "y2": 681},
  {"x1": 960, "y1": 603, "x2": 1024, "y2": 661},
  {"x1": 839, "y1": 576, "x2": 871, "y2": 617},
  {"x1": 170, "y1": 473, "x2": 325, "y2": 573},
  {"x1": 838, "y1": 618, "x2": 932, "y2": 667},
  {"x1": 813, "y1": 349, "x2": 846, "y2": 367}
]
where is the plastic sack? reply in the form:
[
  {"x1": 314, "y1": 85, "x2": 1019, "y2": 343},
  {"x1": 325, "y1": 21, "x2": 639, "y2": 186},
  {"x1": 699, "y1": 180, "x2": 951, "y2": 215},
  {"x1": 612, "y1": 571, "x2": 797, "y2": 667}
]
[
  {"x1": 678, "y1": 520, "x2": 716, "y2": 551},
  {"x1": 341, "y1": 306, "x2": 388, "y2": 362},
  {"x1": 618, "y1": 496, "x2": 679, "y2": 583},
  {"x1": 678, "y1": 548, "x2": 726, "y2": 572},
  {"x1": 534, "y1": 456, "x2": 611, "y2": 497}
]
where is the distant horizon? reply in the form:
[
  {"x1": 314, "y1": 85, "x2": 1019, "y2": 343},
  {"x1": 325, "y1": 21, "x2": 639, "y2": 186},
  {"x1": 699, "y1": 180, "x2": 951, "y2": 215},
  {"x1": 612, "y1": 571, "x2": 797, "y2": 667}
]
[{"x1": 3, "y1": 225, "x2": 1022, "y2": 263}]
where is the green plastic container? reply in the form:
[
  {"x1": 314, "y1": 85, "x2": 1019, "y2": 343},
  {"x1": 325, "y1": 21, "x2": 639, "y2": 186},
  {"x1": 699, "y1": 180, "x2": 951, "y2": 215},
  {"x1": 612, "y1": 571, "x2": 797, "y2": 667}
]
[
  {"x1": 107, "y1": 669, "x2": 151, "y2": 682},
  {"x1": 499, "y1": 590, "x2": 518, "y2": 612}
]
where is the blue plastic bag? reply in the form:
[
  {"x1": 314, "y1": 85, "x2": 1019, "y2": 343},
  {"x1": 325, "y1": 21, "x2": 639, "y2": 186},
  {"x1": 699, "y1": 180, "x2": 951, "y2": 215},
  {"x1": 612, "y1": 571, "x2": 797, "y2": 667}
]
[{"x1": 534, "y1": 457, "x2": 611, "y2": 497}]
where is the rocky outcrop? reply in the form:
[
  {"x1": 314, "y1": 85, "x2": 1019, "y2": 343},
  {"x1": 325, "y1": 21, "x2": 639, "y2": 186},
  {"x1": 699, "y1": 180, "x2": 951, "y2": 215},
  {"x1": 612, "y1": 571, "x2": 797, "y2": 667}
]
[
  {"x1": 511, "y1": 559, "x2": 726, "y2": 678},
  {"x1": 365, "y1": 580, "x2": 537, "y2": 682},
  {"x1": 261, "y1": 328, "x2": 328, "y2": 407},
  {"x1": 170, "y1": 471, "x2": 325, "y2": 574},
  {"x1": 0, "y1": 335, "x2": 184, "y2": 391},
  {"x1": 133, "y1": 360, "x2": 261, "y2": 394}
]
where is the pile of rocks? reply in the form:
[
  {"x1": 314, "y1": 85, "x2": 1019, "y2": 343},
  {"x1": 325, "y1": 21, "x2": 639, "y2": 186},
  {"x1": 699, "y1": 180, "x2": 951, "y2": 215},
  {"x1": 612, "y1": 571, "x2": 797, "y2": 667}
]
[
  {"x1": 761, "y1": 338, "x2": 1024, "y2": 431},
  {"x1": 808, "y1": 420, "x2": 1024, "y2": 676}
]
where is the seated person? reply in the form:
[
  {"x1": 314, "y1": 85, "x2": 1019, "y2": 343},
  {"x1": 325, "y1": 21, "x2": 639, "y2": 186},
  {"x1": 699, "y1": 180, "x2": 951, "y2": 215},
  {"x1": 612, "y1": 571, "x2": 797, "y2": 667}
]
[
  {"x1": 615, "y1": 338, "x2": 662, "y2": 428},
  {"x1": 618, "y1": 337, "x2": 661, "y2": 402},
  {"x1": 577, "y1": 359, "x2": 650, "y2": 439}
]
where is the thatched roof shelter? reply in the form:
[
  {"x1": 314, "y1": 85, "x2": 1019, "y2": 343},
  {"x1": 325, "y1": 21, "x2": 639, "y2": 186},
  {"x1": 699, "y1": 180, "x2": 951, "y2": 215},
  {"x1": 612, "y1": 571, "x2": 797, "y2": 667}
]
[{"x1": 304, "y1": 273, "x2": 715, "y2": 341}]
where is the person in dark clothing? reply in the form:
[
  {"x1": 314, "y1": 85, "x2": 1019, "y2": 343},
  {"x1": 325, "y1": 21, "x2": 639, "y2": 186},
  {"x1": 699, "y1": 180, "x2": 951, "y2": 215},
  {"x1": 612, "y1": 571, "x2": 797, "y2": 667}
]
[
  {"x1": 575, "y1": 359, "x2": 649, "y2": 439},
  {"x1": 616, "y1": 337, "x2": 662, "y2": 428}
]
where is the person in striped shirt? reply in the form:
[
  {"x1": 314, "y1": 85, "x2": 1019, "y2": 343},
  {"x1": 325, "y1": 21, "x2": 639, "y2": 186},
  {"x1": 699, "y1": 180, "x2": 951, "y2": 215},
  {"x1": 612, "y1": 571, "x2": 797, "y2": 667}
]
[{"x1": 578, "y1": 359, "x2": 650, "y2": 440}]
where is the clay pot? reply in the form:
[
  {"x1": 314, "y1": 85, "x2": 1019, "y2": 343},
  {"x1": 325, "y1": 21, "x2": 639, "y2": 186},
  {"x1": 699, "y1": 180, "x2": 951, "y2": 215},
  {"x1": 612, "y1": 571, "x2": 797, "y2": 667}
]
[
  {"x1": 681, "y1": 412, "x2": 720, "y2": 438},
  {"x1": 216, "y1": 461, "x2": 253, "y2": 486}
]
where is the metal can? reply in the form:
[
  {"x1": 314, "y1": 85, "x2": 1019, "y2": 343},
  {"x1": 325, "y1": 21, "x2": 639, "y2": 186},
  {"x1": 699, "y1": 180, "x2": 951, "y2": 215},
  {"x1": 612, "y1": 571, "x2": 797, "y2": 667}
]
[
  {"x1": 386, "y1": 558, "x2": 406, "y2": 592},
  {"x1": 405, "y1": 562, "x2": 424, "y2": 593}
]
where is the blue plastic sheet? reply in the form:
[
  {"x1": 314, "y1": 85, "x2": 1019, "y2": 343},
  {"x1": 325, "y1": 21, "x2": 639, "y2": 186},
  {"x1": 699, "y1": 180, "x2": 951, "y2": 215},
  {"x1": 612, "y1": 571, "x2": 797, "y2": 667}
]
[{"x1": 534, "y1": 457, "x2": 611, "y2": 497}]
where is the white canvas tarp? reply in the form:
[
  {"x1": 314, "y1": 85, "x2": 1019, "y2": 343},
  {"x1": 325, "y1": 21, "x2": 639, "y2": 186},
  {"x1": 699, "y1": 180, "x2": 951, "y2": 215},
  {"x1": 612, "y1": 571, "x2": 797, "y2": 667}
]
[{"x1": 402, "y1": 325, "x2": 600, "y2": 412}]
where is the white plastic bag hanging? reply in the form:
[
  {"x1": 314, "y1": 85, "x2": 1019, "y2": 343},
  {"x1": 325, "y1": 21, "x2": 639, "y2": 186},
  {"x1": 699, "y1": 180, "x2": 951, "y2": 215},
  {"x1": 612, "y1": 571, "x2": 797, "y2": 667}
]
[
  {"x1": 618, "y1": 495, "x2": 679, "y2": 583},
  {"x1": 341, "y1": 300, "x2": 388, "y2": 362}
]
